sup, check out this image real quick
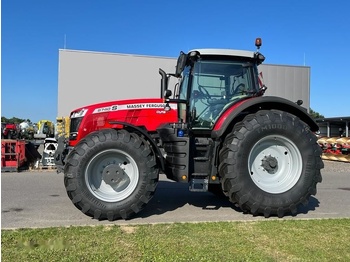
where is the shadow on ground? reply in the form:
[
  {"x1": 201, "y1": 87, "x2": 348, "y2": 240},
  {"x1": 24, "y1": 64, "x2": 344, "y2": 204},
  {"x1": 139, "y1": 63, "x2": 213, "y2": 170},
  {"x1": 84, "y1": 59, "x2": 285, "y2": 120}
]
[{"x1": 135, "y1": 180, "x2": 320, "y2": 219}]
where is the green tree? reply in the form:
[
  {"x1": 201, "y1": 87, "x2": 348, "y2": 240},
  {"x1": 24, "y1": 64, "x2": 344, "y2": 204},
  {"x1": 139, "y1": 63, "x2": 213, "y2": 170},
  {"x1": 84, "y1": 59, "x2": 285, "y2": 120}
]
[
  {"x1": 1, "y1": 116, "x2": 30, "y2": 123},
  {"x1": 309, "y1": 108, "x2": 324, "y2": 119}
]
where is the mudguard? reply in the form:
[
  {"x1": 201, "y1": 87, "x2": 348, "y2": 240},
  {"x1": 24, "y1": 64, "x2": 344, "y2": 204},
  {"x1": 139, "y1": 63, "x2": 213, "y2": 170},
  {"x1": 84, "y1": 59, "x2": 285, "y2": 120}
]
[
  {"x1": 212, "y1": 96, "x2": 319, "y2": 139},
  {"x1": 109, "y1": 121, "x2": 167, "y2": 172}
]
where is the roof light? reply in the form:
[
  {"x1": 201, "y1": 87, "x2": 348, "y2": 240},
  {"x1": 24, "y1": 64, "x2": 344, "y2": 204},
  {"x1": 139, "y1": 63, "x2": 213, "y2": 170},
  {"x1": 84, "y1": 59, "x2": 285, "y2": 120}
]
[{"x1": 255, "y1": 38, "x2": 262, "y2": 49}]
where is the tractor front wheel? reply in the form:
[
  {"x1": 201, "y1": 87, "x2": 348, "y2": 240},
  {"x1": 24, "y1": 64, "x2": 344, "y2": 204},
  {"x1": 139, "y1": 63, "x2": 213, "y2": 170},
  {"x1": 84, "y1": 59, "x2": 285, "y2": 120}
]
[
  {"x1": 219, "y1": 110, "x2": 323, "y2": 217},
  {"x1": 64, "y1": 129, "x2": 159, "y2": 221}
]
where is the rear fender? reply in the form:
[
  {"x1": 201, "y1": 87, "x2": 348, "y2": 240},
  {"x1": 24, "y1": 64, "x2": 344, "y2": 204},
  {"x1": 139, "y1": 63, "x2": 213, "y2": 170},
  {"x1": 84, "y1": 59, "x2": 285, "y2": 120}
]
[{"x1": 212, "y1": 96, "x2": 318, "y2": 139}]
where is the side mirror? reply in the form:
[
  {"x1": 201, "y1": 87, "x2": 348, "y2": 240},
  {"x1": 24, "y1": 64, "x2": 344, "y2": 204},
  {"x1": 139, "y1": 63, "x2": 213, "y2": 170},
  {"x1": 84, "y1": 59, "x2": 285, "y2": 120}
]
[
  {"x1": 164, "y1": 89, "x2": 172, "y2": 99},
  {"x1": 254, "y1": 52, "x2": 265, "y2": 64},
  {"x1": 175, "y1": 51, "x2": 187, "y2": 77}
]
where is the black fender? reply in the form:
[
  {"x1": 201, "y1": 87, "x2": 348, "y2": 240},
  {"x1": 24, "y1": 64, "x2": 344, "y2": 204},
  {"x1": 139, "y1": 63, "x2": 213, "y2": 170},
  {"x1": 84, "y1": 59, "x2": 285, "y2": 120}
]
[
  {"x1": 109, "y1": 121, "x2": 166, "y2": 172},
  {"x1": 211, "y1": 96, "x2": 318, "y2": 139}
]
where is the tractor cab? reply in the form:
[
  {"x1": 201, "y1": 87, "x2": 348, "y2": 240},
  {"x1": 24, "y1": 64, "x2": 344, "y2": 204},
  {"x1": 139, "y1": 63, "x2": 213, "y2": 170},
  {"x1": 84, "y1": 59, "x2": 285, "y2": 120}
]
[{"x1": 161, "y1": 38, "x2": 265, "y2": 130}]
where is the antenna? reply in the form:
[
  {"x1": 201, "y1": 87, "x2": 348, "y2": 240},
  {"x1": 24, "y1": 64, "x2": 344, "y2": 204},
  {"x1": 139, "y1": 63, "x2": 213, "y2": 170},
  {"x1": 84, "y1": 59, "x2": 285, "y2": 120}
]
[
  {"x1": 303, "y1": 53, "x2": 306, "y2": 66},
  {"x1": 64, "y1": 34, "x2": 67, "y2": 49}
]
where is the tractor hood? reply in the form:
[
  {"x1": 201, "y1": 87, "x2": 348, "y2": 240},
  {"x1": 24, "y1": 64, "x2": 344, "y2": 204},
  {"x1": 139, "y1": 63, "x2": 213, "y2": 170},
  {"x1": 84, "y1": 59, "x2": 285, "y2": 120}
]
[
  {"x1": 71, "y1": 98, "x2": 172, "y2": 117},
  {"x1": 68, "y1": 98, "x2": 178, "y2": 146}
]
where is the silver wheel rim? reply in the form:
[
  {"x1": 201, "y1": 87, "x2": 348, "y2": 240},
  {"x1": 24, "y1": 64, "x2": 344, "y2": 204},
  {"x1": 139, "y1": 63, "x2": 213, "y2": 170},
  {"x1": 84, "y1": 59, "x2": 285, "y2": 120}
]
[
  {"x1": 248, "y1": 135, "x2": 302, "y2": 194},
  {"x1": 85, "y1": 149, "x2": 139, "y2": 202}
]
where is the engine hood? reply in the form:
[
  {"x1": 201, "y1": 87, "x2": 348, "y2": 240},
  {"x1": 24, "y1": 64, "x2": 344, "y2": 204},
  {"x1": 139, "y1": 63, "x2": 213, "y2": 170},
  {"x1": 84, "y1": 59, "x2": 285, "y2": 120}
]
[
  {"x1": 71, "y1": 98, "x2": 168, "y2": 117},
  {"x1": 68, "y1": 97, "x2": 178, "y2": 147}
]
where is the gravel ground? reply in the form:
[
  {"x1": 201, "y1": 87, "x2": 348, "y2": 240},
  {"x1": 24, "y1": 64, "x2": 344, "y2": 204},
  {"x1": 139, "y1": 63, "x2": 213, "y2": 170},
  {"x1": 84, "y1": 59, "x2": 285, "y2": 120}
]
[{"x1": 323, "y1": 160, "x2": 349, "y2": 173}]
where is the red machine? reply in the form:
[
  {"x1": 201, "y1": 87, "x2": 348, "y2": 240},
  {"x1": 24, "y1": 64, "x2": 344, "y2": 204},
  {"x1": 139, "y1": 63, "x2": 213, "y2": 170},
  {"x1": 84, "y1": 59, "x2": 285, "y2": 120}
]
[
  {"x1": 2, "y1": 123, "x2": 19, "y2": 139},
  {"x1": 1, "y1": 140, "x2": 26, "y2": 172},
  {"x1": 55, "y1": 38, "x2": 323, "y2": 221}
]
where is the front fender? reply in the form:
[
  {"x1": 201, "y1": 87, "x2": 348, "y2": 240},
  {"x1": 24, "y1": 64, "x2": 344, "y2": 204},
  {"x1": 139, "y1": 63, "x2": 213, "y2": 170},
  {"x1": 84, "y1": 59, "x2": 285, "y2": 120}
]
[
  {"x1": 211, "y1": 96, "x2": 318, "y2": 139},
  {"x1": 109, "y1": 121, "x2": 166, "y2": 172}
]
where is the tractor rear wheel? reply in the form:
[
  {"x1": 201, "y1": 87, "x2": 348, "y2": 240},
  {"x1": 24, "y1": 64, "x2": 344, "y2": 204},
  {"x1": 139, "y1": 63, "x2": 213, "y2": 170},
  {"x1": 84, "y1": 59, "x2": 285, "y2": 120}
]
[
  {"x1": 64, "y1": 129, "x2": 159, "y2": 221},
  {"x1": 219, "y1": 110, "x2": 323, "y2": 217}
]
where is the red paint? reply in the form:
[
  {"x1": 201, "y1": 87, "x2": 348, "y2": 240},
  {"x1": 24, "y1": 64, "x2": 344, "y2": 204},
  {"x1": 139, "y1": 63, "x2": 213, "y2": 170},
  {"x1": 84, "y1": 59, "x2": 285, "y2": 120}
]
[
  {"x1": 69, "y1": 98, "x2": 178, "y2": 146},
  {"x1": 213, "y1": 99, "x2": 248, "y2": 131}
]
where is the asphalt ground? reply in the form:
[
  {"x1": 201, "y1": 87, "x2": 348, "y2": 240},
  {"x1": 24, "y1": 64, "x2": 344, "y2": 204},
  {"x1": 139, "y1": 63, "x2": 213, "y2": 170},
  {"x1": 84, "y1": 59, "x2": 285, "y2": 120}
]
[{"x1": 1, "y1": 161, "x2": 349, "y2": 229}]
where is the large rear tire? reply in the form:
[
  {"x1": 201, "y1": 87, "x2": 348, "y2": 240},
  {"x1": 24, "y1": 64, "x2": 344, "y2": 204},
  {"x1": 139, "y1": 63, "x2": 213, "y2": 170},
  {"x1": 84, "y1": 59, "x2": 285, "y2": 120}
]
[
  {"x1": 219, "y1": 110, "x2": 323, "y2": 217},
  {"x1": 64, "y1": 129, "x2": 159, "y2": 221}
]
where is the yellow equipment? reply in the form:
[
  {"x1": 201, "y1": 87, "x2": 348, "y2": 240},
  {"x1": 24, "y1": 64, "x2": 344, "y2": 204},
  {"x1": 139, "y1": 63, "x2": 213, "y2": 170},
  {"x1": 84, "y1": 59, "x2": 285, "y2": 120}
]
[
  {"x1": 34, "y1": 120, "x2": 54, "y2": 139},
  {"x1": 56, "y1": 117, "x2": 70, "y2": 139}
]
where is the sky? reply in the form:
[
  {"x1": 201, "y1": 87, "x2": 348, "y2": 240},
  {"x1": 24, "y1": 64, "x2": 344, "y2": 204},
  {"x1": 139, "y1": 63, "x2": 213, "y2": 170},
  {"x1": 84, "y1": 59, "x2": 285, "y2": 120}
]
[{"x1": 1, "y1": 0, "x2": 350, "y2": 123}]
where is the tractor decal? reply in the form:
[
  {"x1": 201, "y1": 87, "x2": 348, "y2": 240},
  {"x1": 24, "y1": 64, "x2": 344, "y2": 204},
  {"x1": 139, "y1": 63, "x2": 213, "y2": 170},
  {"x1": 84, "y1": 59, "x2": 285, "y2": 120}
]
[{"x1": 92, "y1": 103, "x2": 177, "y2": 113}]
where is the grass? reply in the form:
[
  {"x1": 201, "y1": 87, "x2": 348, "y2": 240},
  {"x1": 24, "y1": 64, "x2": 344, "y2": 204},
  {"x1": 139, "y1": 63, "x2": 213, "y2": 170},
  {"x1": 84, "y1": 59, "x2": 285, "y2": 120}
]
[{"x1": 2, "y1": 219, "x2": 350, "y2": 261}]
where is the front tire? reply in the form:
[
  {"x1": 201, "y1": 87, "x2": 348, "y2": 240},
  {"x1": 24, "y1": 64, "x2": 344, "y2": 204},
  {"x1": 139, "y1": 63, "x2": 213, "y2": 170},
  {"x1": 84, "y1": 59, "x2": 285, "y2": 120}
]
[
  {"x1": 64, "y1": 129, "x2": 159, "y2": 221},
  {"x1": 219, "y1": 110, "x2": 323, "y2": 217}
]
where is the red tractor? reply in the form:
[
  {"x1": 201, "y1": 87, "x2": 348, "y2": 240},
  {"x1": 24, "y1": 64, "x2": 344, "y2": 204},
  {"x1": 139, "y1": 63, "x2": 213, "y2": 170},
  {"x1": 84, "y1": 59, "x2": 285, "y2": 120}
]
[
  {"x1": 55, "y1": 39, "x2": 323, "y2": 221},
  {"x1": 2, "y1": 123, "x2": 20, "y2": 139}
]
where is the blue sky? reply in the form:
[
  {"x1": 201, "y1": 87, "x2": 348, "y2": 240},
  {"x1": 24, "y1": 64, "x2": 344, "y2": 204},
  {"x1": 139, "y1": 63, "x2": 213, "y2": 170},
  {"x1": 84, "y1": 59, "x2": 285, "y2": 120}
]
[{"x1": 1, "y1": 0, "x2": 349, "y2": 123}]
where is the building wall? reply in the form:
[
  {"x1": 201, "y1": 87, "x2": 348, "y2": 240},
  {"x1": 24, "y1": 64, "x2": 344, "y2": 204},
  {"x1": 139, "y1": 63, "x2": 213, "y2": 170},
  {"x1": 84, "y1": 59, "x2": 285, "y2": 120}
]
[
  {"x1": 261, "y1": 64, "x2": 310, "y2": 110},
  {"x1": 316, "y1": 118, "x2": 350, "y2": 137},
  {"x1": 58, "y1": 49, "x2": 310, "y2": 117},
  {"x1": 58, "y1": 50, "x2": 177, "y2": 117}
]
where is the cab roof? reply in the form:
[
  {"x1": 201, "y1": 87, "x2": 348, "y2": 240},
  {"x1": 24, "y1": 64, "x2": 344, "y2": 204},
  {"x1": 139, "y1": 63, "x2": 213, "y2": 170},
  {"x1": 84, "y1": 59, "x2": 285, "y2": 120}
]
[{"x1": 189, "y1": 48, "x2": 256, "y2": 58}]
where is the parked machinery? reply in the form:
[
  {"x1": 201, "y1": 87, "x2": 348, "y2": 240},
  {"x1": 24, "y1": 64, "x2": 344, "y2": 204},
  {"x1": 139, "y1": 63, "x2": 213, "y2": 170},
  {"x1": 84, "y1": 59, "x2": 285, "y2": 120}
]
[
  {"x1": 34, "y1": 120, "x2": 55, "y2": 139},
  {"x1": 1, "y1": 122, "x2": 6, "y2": 137},
  {"x1": 19, "y1": 121, "x2": 37, "y2": 140},
  {"x1": 2, "y1": 123, "x2": 20, "y2": 139},
  {"x1": 318, "y1": 136, "x2": 350, "y2": 162},
  {"x1": 41, "y1": 138, "x2": 58, "y2": 166},
  {"x1": 55, "y1": 117, "x2": 70, "y2": 139},
  {"x1": 1, "y1": 139, "x2": 26, "y2": 171}
]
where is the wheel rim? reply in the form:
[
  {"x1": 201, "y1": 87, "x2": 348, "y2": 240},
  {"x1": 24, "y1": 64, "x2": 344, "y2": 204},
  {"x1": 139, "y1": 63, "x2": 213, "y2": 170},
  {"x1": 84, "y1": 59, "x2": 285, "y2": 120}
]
[
  {"x1": 248, "y1": 135, "x2": 302, "y2": 194},
  {"x1": 85, "y1": 149, "x2": 139, "y2": 202}
]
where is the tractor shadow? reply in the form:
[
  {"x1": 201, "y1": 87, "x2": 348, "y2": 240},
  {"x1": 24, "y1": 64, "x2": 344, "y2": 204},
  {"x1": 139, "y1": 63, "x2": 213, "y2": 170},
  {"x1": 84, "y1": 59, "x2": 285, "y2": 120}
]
[
  {"x1": 139, "y1": 180, "x2": 239, "y2": 218},
  {"x1": 138, "y1": 178, "x2": 320, "y2": 219},
  {"x1": 296, "y1": 196, "x2": 320, "y2": 215}
]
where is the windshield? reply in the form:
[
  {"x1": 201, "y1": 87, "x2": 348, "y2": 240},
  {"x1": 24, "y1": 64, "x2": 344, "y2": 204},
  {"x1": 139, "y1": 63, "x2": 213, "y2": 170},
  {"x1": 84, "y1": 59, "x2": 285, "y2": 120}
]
[{"x1": 186, "y1": 60, "x2": 257, "y2": 128}]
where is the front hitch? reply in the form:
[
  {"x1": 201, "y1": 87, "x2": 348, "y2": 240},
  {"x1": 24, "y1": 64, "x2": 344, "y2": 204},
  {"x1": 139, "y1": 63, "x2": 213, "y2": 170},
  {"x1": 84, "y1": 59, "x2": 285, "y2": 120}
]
[{"x1": 54, "y1": 136, "x2": 69, "y2": 173}]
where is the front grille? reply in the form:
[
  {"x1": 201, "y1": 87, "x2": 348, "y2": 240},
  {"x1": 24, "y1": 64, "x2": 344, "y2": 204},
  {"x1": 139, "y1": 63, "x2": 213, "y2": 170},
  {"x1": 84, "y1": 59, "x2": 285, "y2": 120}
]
[{"x1": 70, "y1": 117, "x2": 83, "y2": 133}]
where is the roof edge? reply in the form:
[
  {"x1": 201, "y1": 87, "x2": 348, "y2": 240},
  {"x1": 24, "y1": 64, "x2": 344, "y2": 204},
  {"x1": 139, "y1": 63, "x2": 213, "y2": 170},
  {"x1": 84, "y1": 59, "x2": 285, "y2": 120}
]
[{"x1": 58, "y1": 48, "x2": 176, "y2": 60}]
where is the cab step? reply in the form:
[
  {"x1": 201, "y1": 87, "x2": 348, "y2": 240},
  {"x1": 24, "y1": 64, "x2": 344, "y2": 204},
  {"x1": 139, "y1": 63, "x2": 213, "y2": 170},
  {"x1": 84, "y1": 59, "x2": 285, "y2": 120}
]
[
  {"x1": 189, "y1": 177, "x2": 208, "y2": 192},
  {"x1": 193, "y1": 157, "x2": 209, "y2": 161}
]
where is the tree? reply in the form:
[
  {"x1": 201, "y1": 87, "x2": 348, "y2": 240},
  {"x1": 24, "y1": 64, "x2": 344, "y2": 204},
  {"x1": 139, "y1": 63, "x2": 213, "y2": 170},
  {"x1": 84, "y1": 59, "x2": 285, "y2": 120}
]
[
  {"x1": 309, "y1": 108, "x2": 324, "y2": 119},
  {"x1": 1, "y1": 116, "x2": 30, "y2": 124}
]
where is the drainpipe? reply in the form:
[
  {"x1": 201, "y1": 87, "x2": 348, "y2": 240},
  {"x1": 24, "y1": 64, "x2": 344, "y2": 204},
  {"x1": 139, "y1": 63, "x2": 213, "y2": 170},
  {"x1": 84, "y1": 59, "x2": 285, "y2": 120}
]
[{"x1": 327, "y1": 122, "x2": 330, "y2": 137}]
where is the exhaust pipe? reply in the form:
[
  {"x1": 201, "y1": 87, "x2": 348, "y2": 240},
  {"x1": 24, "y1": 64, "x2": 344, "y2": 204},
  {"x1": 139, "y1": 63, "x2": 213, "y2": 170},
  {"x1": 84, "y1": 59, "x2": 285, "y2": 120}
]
[{"x1": 159, "y1": 68, "x2": 168, "y2": 98}]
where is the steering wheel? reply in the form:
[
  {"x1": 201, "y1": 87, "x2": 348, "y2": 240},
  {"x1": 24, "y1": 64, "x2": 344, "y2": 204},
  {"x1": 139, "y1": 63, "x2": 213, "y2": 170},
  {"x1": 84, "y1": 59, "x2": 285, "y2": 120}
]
[
  {"x1": 231, "y1": 83, "x2": 246, "y2": 96},
  {"x1": 198, "y1": 85, "x2": 211, "y2": 99}
]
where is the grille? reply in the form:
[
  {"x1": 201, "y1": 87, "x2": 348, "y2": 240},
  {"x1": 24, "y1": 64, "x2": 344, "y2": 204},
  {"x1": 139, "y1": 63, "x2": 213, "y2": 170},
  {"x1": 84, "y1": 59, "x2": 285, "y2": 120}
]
[{"x1": 70, "y1": 117, "x2": 83, "y2": 133}]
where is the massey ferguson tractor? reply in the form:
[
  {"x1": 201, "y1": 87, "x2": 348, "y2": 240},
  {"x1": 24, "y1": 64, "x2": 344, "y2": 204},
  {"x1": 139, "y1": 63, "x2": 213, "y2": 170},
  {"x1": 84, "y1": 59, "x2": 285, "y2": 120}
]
[{"x1": 55, "y1": 38, "x2": 323, "y2": 221}]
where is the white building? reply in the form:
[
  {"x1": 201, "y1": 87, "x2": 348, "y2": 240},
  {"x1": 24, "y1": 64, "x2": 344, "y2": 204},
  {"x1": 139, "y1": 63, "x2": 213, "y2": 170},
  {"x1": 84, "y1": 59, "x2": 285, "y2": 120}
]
[{"x1": 57, "y1": 49, "x2": 310, "y2": 118}]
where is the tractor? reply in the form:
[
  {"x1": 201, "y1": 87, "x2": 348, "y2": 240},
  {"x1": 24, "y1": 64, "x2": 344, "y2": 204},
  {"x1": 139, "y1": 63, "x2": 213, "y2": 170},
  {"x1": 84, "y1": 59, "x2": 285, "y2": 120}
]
[
  {"x1": 55, "y1": 38, "x2": 323, "y2": 221},
  {"x1": 2, "y1": 123, "x2": 20, "y2": 139}
]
